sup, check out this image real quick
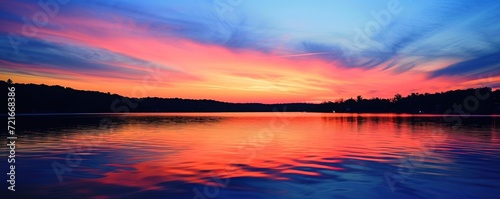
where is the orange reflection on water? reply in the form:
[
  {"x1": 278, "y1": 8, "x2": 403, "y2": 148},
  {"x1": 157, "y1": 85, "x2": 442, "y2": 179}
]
[{"x1": 21, "y1": 113, "x2": 500, "y2": 191}]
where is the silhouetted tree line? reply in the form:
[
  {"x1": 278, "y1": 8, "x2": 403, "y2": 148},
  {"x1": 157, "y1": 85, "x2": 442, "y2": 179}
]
[{"x1": 2, "y1": 80, "x2": 499, "y2": 114}]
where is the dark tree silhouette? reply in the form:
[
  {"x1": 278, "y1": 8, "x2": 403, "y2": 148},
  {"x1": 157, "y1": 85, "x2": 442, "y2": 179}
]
[
  {"x1": 1, "y1": 81, "x2": 499, "y2": 114},
  {"x1": 393, "y1": 93, "x2": 402, "y2": 102},
  {"x1": 356, "y1": 95, "x2": 363, "y2": 102}
]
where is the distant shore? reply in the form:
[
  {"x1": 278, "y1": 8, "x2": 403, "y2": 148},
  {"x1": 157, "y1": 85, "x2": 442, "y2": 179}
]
[
  {"x1": 2, "y1": 81, "x2": 499, "y2": 114},
  {"x1": 3, "y1": 112, "x2": 500, "y2": 117}
]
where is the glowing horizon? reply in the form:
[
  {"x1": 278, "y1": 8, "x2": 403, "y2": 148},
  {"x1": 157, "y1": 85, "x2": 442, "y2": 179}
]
[{"x1": 1, "y1": 0, "x2": 499, "y2": 103}]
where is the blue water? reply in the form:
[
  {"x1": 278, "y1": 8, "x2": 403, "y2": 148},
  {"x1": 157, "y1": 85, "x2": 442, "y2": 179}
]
[{"x1": 1, "y1": 113, "x2": 499, "y2": 199}]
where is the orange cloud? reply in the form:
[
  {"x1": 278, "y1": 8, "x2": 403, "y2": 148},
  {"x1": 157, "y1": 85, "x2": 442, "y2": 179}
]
[{"x1": 2, "y1": 14, "x2": 469, "y2": 103}]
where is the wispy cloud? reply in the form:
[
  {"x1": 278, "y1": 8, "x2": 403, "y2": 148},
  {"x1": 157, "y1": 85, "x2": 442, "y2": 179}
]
[{"x1": 0, "y1": 0, "x2": 498, "y2": 102}]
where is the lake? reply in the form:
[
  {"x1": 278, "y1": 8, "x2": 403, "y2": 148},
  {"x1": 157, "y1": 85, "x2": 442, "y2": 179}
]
[{"x1": 2, "y1": 112, "x2": 500, "y2": 199}]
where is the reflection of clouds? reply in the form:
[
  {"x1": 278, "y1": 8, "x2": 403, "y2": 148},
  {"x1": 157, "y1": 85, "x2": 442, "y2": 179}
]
[
  {"x1": 9, "y1": 113, "x2": 500, "y2": 198},
  {"x1": 17, "y1": 114, "x2": 227, "y2": 140}
]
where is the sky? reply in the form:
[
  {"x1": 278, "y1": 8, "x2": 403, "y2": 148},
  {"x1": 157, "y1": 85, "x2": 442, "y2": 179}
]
[{"x1": 0, "y1": 0, "x2": 499, "y2": 103}]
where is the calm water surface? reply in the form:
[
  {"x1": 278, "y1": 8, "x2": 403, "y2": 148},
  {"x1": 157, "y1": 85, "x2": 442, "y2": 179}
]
[{"x1": 2, "y1": 113, "x2": 500, "y2": 199}]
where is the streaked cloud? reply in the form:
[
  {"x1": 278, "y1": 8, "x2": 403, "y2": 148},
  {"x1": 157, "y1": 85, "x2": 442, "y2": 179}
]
[{"x1": 0, "y1": 0, "x2": 498, "y2": 103}]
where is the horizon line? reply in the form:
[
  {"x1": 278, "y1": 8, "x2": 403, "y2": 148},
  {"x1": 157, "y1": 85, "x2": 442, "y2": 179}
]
[{"x1": 1, "y1": 80, "x2": 497, "y2": 105}]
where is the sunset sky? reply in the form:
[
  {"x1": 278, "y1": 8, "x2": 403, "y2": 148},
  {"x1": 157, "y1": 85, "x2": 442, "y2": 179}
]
[{"x1": 1, "y1": 0, "x2": 499, "y2": 103}]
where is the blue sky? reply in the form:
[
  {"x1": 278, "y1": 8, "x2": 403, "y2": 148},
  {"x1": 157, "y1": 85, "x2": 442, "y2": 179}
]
[{"x1": 0, "y1": 0, "x2": 499, "y2": 102}]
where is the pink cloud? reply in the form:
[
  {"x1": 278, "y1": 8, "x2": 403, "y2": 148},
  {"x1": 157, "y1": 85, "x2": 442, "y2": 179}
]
[{"x1": 2, "y1": 13, "x2": 471, "y2": 103}]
